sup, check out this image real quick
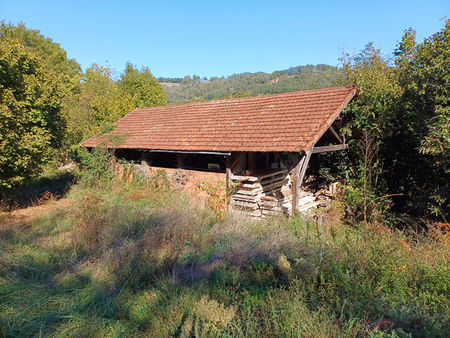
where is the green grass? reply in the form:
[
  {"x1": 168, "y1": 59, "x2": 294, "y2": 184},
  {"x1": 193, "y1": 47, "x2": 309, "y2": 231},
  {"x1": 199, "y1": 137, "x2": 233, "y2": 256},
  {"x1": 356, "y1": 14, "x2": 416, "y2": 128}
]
[{"x1": 0, "y1": 168, "x2": 449, "y2": 337}]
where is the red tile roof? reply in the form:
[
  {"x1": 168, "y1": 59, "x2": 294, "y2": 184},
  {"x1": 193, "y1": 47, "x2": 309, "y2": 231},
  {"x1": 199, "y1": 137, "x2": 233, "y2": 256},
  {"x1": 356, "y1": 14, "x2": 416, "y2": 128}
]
[{"x1": 82, "y1": 85, "x2": 357, "y2": 153}]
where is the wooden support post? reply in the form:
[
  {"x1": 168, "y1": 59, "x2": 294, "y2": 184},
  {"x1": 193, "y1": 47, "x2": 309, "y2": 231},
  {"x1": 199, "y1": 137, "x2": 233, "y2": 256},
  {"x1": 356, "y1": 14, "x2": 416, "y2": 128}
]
[
  {"x1": 274, "y1": 152, "x2": 288, "y2": 169},
  {"x1": 298, "y1": 149, "x2": 312, "y2": 189},
  {"x1": 176, "y1": 153, "x2": 187, "y2": 168},
  {"x1": 291, "y1": 156, "x2": 303, "y2": 215},
  {"x1": 225, "y1": 155, "x2": 232, "y2": 212},
  {"x1": 291, "y1": 149, "x2": 312, "y2": 214}
]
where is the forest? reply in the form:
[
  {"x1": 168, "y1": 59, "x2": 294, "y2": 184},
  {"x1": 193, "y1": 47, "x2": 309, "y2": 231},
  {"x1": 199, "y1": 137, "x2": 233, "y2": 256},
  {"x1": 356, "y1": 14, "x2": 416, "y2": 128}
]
[
  {"x1": 0, "y1": 20, "x2": 449, "y2": 336},
  {"x1": 159, "y1": 64, "x2": 342, "y2": 103}
]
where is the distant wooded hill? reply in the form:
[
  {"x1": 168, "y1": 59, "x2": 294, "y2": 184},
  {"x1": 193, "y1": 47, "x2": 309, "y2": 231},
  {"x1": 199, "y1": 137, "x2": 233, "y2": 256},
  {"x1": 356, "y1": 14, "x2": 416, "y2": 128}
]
[{"x1": 158, "y1": 64, "x2": 343, "y2": 103}]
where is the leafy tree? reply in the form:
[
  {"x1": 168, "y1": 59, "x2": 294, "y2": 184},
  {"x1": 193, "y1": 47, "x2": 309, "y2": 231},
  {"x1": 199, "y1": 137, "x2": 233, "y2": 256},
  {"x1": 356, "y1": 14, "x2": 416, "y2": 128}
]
[
  {"x1": 342, "y1": 43, "x2": 403, "y2": 137},
  {"x1": 118, "y1": 63, "x2": 167, "y2": 108},
  {"x1": 0, "y1": 22, "x2": 84, "y2": 157},
  {"x1": 62, "y1": 64, "x2": 135, "y2": 146},
  {"x1": 394, "y1": 20, "x2": 450, "y2": 217},
  {"x1": 214, "y1": 90, "x2": 252, "y2": 100},
  {"x1": 0, "y1": 38, "x2": 65, "y2": 193},
  {"x1": 0, "y1": 22, "x2": 81, "y2": 93},
  {"x1": 341, "y1": 20, "x2": 449, "y2": 220},
  {"x1": 339, "y1": 44, "x2": 403, "y2": 222}
]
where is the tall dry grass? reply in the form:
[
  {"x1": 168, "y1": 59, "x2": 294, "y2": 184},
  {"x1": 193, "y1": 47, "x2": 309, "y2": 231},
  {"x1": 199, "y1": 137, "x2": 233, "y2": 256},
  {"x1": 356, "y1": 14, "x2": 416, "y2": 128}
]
[{"x1": 1, "y1": 150, "x2": 448, "y2": 336}]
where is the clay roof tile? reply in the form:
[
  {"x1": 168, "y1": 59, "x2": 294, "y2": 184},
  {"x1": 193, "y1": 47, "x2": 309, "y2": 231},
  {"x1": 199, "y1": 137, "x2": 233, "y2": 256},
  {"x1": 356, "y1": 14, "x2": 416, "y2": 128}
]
[{"x1": 82, "y1": 85, "x2": 357, "y2": 153}]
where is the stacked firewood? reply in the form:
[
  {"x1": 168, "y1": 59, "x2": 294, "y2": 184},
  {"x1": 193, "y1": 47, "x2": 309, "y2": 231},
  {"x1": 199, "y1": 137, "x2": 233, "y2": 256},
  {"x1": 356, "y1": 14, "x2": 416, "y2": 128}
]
[
  {"x1": 231, "y1": 170, "x2": 340, "y2": 219},
  {"x1": 231, "y1": 170, "x2": 292, "y2": 218}
]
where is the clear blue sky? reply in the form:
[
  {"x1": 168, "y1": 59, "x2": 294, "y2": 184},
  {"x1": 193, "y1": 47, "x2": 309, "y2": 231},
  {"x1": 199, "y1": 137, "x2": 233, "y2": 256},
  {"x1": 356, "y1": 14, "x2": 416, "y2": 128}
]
[{"x1": 1, "y1": 0, "x2": 448, "y2": 78}]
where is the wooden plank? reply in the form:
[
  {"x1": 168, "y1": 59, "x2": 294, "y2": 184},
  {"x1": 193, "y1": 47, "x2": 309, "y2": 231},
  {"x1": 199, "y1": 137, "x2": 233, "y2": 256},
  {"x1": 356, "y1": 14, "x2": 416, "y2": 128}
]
[
  {"x1": 291, "y1": 153, "x2": 306, "y2": 214},
  {"x1": 256, "y1": 169, "x2": 288, "y2": 180},
  {"x1": 232, "y1": 201, "x2": 259, "y2": 209},
  {"x1": 311, "y1": 144, "x2": 349, "y2": 154},
  {"x1": 291, "y1": 149, "x2": 313, "y2": 214},
  {"x1": 298, "y1": 200, "x2": 322, "y2": 212},
  {"x1": 234, "y1": 189, "x2": 261, "y2": 196},
  {"x1": 231, "y1": 175, "x2": 259, "y2": 182},
  {"x1": 328, "y1": 125, "x2": 342, "y2": 143},
  {"x1": 298, "y1": 195, "x2": 316, "y2": 207},
  {"x1": 261, "y1": 180, "x2": 287, "y2": 193},
  {"x1": 176, "y1": 153, "x2": 187, "y2": 168},
  {"x1": 260, "y1": 195, "x2": 277, "y2": 202},
  {"x1": 232, "y1": 194, "x2": 260, "y2": 201},
  {"x1": 230, "y1": 152, "x2": 246, "y2": 172},
  {"x1": 226, "y1": 156, "x2": 231, "y2": 212},
  {"x1": 298, "y1": 149, "x2": 312, "y2": 191}
]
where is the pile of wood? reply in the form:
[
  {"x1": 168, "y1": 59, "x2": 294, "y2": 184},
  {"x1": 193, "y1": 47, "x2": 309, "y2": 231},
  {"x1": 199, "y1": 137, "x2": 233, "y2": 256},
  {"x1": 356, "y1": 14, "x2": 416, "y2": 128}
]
[
  {"x1": 231, "y1": 170, "x2": 339, "y2": 219},
  {"x1": 296, "y1": 182, "x2": 340, "y2": 215},
  {"x1": 231, "y1": 170, "x2": 292, "y2": 218}
]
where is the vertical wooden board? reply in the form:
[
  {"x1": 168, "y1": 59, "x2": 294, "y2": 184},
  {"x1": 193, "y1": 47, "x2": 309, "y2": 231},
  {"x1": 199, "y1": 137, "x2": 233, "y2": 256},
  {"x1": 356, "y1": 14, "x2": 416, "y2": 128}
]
[
  {"x1": 226, "y1": 155, "x2": 232, "y2": 212},
  {"x1": 230, "y1": 152, "x2": 246, "y2": 174},
  {"x1": 291, "y1": 171, "x2": 298, "y2": 214},
  {"x1": 291, "y1": 154, "x2": 304, "y2": 214},
  {"x1": 291, "y1": 149, "x2": 312, "y2": 214},
  {"x1": 298, "y1": 149, "x2": 312, "y2": 190},
  {"x1": 176, "y1": 153, "x2": 186, "y2": 168}
]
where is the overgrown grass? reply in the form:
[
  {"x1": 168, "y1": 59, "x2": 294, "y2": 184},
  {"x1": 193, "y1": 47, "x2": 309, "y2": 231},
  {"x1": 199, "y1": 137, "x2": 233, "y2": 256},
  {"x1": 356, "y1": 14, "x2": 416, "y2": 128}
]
[
  {"x1": 0, "y1": 166, "x2": 77, "y2": 211},
  {"x1": 0, "y1": 154, "x2": 448, "y2": 337}
]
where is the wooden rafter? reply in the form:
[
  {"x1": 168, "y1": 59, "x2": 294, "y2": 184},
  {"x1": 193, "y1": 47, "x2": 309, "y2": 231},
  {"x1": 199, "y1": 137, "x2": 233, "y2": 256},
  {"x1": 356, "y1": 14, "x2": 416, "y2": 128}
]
[
  {"x1": 312, "y1": 144, "x2": 349, "y2": 153},
  {"x1": 328, "y1": 125, "x2": 343, "y2": 143}
]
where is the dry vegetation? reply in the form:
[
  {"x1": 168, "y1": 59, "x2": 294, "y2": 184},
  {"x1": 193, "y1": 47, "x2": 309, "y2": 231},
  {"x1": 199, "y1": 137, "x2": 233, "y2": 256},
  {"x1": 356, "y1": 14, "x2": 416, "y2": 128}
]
[{"x1": 0, "y1": 152, "x2": 449, "y2": 337}]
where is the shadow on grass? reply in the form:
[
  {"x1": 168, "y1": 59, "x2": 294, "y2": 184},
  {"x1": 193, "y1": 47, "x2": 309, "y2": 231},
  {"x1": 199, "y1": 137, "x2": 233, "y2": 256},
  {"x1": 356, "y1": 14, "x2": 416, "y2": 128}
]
[
  {"x1": 6, "y1": 170, "x2": 77, "y2": 210},
  {"x1": 0, "y1": 214, "x2": 129, "y2": 336}
]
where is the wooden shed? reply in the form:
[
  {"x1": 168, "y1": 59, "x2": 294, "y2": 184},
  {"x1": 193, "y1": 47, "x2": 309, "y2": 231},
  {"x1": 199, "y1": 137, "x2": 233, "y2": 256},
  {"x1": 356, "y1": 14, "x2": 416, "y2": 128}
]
[{"x1": 83, "y1": 85, "x2": 358, "y2": 218}]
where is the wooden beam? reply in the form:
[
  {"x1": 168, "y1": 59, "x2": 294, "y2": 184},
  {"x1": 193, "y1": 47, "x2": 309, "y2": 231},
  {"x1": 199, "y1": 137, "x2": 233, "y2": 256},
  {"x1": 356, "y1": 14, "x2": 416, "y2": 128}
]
[
  {"x1": 230, "y1": 152, "x2": 245, "y2": 172},
  {"x1": 328, "y1": 125, "x2": 342, "y2": 143},
  {"x1": 176, "y1": 153, "x2": 187, "y2": 168},
  {"x1": 298, "y1": 149, "x2": 312, "y2": 190},
  {"x1": 312, "y1": 144, "x2": 349, "y2": 154},
  {"x1": 139, "y1": 149, "x2": 231, "y2": 156},
  {"x1": 226, "y1": 156, "x2": 232, "y2": 212},
  {"x1": 291, "y1": 167, "x2": 299, "y2": 214},
  {"x1": 274, "y1": 152, "x2": 288, "y2": 169},
  {"x1": 291, "y1": 150, "x2": 312, "y2": 214}
]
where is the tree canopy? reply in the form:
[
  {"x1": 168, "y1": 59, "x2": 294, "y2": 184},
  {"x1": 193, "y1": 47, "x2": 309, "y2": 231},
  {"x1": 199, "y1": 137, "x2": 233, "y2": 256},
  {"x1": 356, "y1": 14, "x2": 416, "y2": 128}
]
[
  {"x1": 61, "y1": 64, "x2": 136, "y2": 146},
  {"x1": 339, "y1": 19, "x2": 449, "y2": 219},
  {"x1": 0, "y1": 23, "x2": 168, "y2": 197},
  {"x1": 0, "y1": 22, "x2": 81, "y2": 92},
  {"x1": 0, "y1": 37, "x2": 65, "y2": 192},
  {"x1": 159, "y1": 64, "x2": 342, "y2": 103},
  {"x1": 118, "y1": 63, "x2": 167, "y2": 108}
]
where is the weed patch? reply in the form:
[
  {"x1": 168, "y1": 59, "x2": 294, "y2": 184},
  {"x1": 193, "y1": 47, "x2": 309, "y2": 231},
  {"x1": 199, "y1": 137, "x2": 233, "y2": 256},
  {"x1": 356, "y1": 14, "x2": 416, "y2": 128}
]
[{"x1": 0, "y1": 161, "x2": 448, "y2": 336}]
